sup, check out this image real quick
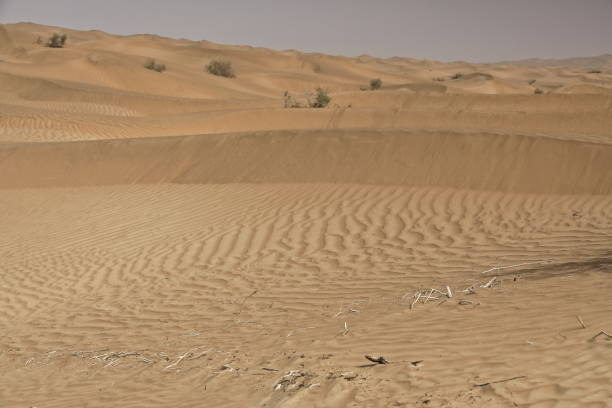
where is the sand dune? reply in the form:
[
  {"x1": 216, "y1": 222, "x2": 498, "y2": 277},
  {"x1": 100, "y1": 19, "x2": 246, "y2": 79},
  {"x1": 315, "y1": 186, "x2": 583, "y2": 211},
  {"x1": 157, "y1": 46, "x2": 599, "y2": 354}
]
[{"x1": 0, "y1": 23, "x2": 611, "y2": 408}]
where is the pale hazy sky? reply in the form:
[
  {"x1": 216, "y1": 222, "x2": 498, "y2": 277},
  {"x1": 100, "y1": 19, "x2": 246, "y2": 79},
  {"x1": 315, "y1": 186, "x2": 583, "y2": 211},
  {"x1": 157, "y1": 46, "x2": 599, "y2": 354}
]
[{"x1": 1, "y1": 0, "x2": 611, "y2": 62}]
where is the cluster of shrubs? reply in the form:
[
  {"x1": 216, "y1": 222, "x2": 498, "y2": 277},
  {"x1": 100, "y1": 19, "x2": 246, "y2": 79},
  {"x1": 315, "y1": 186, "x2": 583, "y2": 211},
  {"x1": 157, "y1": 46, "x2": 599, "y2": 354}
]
[
  {"x1": 144, "y1": 59, "x2": 167, "y2": 72},
  {"x1": 206, "y1": 60, "x2": 235, "y2": 78},
  {"x1": 45, "y1": 33, "x2": 67, "y2": 48},
  {"x1": 283, "y1": 88, "x2": 331, "y2": 108},
  {"x1": 369, "y1": 78, "x2": 382, "y2": 90}
]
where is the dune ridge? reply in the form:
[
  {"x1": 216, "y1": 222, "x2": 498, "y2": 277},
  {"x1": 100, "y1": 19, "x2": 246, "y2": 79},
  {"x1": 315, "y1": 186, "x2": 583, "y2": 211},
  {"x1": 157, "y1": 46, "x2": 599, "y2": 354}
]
[{"x1": 1, "y1": 129, "x2": 611, "y2": 194}]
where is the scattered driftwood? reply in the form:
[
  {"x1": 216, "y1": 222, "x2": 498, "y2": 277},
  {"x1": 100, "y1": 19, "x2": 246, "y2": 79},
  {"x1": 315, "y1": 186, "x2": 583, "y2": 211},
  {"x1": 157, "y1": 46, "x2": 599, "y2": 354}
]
[
  {"x1": 365, "y1": 355, "x2": 389, "y2": 364},
  {"x1": 588, "y1": 330, "x2": 612, "y2": 342},
  {"x1": 475, "y1": 375, "x2": 526, "y2": 387},
  {"x1": 575, "y1": 315, "x2": 587, "y2": 329}
]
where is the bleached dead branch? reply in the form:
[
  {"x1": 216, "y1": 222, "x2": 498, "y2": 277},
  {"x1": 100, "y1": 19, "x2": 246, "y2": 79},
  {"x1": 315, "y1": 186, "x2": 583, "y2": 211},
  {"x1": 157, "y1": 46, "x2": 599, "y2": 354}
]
[{"x1": 480, "y1": 260, "x2": 551, "y2": 274}]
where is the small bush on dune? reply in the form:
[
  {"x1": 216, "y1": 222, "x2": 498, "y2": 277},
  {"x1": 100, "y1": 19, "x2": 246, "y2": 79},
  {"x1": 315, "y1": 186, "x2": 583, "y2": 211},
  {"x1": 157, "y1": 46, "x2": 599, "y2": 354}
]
[
  {"x1": 206, "y1": 60, "x2": 235, "y2": 78},
  {"x1": 534, "y1": 88, "x2": 544, "y2": 94},
  {"x1": 283, "y1": 88, "x2": 332, "y2": 109},
  {"x1": 145, "y1": 59, "x2": 166, "y2": 72},
  {"x1": 370, "y1": 78, "x2": 382, "y2": 90},
  {"x1": 451, "y1": 73, "x2": 463, "y2": 80},
  {"x1": 309, "y1": 87, "x2": 331, "y2": 108},
  {"x1": 46, "y1": 33, "x2": 67, "y2": 48},
  {"x1": 588, "y1": 69, "x2": 602, "y2": 74}
]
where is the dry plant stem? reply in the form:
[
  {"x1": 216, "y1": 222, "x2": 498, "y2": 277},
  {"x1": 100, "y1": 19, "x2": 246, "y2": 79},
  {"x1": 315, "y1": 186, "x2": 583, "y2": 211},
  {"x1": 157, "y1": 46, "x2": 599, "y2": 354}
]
[
  {"x1": 410, "y1": 292, "x2": 422, "y2": 310},
  {"x1": 424, "y1": 289, "x2": 435, "y2": 303},
  {"x1": 164, "y1": 350, "x2": 194, "y2": 370},
  {"x1": 482, "y1": 277, "x2": 497, "y2": 288},
  {"x1": 475, "y1": 375, "x2": 526, "y2": 387},
  {"x1": 365, "y1": 355, "x2": 389, "y2": 364},
  {"x1": 446, "y1": 286, "x2": 453, "y2": 298},
  {"x1": 588, "y1": 330, "x2": 612, "y2": 342},
  {"x1": 480, "y1": 260, "x2": 550, "y2": 274},
  {"x1": 576, "y1": 315, "x2": 587, "y2": 329}
]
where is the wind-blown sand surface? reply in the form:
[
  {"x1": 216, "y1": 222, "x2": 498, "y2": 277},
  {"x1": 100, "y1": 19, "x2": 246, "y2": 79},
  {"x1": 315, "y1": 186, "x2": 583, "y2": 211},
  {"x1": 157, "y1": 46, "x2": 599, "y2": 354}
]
[{"x1": 0, "y1": 23, "x2": 611, "y2": 408}]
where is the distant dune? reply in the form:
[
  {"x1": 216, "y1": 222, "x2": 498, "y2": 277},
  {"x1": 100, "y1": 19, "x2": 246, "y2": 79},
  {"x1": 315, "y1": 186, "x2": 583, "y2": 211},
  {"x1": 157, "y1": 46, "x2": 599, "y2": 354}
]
[
  {"x1": 1, "y1": 23, "x2": 611, "y2": 408},
  {"x1": 501, "y1": 53, "x2": 612, "y2": 69}
]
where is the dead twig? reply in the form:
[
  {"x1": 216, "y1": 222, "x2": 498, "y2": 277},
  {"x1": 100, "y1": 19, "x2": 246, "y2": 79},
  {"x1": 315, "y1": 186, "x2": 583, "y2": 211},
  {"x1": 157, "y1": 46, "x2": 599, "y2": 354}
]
[
  {"x1": 164, "y1": 351, "x2": 193, "y2": 370},
  {"x1": 342, "y1": 321, "x2": 349, "y2": 336},
  {"x1": 236, "y1": 290, "x2": 258, "y2": 315},
  {"x1": 365, "y1": 355, "x2": 389, "y2": 364},
  {"x1": 480, "y1": 260, "x2": 550, "y2": 274},
  {"x1": 588, "y1": 330, "x2": 612, "y2": 342},
  {"x1": 575, "y1": 315, "x2": 587, "y2": 329},
  {"x1": 481, "y1": 277, "x2": 497, "y2": 288},
  {"x1": 410, "y1": 292, "x2": 422, "y2": 310},
  {"x1": 475, "y1": 375, "x2": 526, "y2": 387}
]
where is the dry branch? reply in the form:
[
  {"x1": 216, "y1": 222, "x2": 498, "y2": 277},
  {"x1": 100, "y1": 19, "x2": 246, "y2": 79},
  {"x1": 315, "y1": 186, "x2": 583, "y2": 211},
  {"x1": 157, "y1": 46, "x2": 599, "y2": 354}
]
[
  {"x1": 410, "y1": 292, "x2": 422, "y2": 310},
  {"x1": 475, "y1": 375, "x2": 526, "y2": 387},
  {"x1": 588, "y1": 330, "x2": 612, "y2": 342},
  {"x1": 365, "y1": 355, "x2": 389, "y2": 364},
  {"x1": 481, "y1": 277, "x2": 497, "y2": 288},
  {"x1": 575, "y1": 315, "x2": 587, "y2": 329},
  {"x1": 480, "y1": 260, "x2": 550, "y2": 274}
]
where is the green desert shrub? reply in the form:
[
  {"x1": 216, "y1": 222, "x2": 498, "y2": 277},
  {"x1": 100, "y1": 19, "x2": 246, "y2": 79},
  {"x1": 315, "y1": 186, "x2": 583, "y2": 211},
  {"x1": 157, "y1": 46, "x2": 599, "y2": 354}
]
[
  {"x1": 206, "y1": 60, "x2": 235, "y2": 78},
  {"x1": 46, "y1": 33, "x2": 67, "y2": 48},
  {"x1": 309, "y1": 87, "x2": 331, "y2": 108},
  {"x1": 144, "y1": 59, "x2": 166, "y2": 72},
  {"x1": 370, "y1": 78, "x2": 382, "y2": 90}
]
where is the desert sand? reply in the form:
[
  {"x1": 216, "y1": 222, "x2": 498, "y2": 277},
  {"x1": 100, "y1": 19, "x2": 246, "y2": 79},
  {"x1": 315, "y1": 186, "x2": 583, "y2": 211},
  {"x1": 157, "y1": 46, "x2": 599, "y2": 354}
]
[{"x1": 0, "y1": 23, "x2": 611, "y2": 408}]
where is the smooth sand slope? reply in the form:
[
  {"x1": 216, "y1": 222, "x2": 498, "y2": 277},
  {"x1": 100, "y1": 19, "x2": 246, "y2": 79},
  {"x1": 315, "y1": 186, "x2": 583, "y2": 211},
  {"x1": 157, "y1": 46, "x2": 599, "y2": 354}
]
[{"x1": 0, "y1": 23, "x2": 611, "y2": 408}]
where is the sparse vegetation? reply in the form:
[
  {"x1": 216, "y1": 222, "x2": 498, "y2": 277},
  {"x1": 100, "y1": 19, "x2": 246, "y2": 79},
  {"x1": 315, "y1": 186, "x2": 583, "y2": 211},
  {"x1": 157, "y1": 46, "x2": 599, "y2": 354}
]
[
  {"x1": 282, "y1": 88, "x2": 332, "y2": 109},
  {"x1": 283, "y1": 91, "x2": 303, "y2": 108},
  {"x1": 310, "y1": 87, "x2": 331, "y2": 108},
  {"x1": 206, "y1": 60, "x2": 235, "y2": 78},
  {"x1": 432, "y1": 77, "x2": 446, "y2": 82},
  {"x1": 451, "y1": 73, "x2": 463, "y2": 80},
  {"x1": 534, "y1": 88, "x2": 544, "y2": 94},
  {"x1": 370, "y1": 78, "x2": 382, "y2": 90},
  {"x1": 588, "y1": 69, "x2": 602, "y2": 74},
  {"x1": 46, "y1": 33, "x2": 67, "y2": 48},
  {"x1": 144, "y1": 59, "x2": 166, "y2": 72},
  {"x1": 528, "y1": 79, "x2": 536, "y2": 85}
]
